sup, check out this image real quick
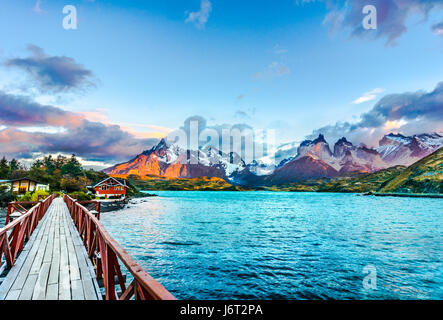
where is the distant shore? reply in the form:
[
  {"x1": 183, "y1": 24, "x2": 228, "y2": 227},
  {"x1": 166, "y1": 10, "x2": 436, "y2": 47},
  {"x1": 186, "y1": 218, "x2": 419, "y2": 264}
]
[
  {"x1": 139, "y1": 189, "x2": 443, "y2": 199},
  {"x1": 363, "y1": 192, "x2": 443, "y2": 199}
]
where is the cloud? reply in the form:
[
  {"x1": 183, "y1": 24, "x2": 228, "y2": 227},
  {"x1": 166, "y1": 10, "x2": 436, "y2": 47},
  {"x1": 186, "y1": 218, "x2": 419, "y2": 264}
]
[
  {"x1": 0, "y1": 91, "x2": 83, "y2": 128},
  {"x1": 0, "y1": 91, "x2": 158, "y2": 162},
  {"x1": 253, "y1": 61, "x2": 290, "y2": 80},
  {"x1": 352, "y1": 88, "x2": 385, "y2": 104},
  {"x1": 185, "y1": 0, "x2": 212, "y2": 29},
  {"x1": 41, "y1": 120, "x2": 158, "y2": 161},
  {"x1": 307, "y1": 81, "x2": 443, "y2": 146},
  {"x1": 319, "y1": 0, "x2": 443, "y2": 45},
  {"x1": 273, "y1": 44, "x2": 288, "y2": 55},
  {"x1": 33, "y1": 0, "x2": 43, "y2": 14},
  {"x1": 5, "y1": 45, "x2": 95, "y2": 93},
  {"x1": 432, "y1": 22, "x2": 443, "y2": 35},
  {"x1": 234, "y1": 110, "x2": 250, "y2": 120}
]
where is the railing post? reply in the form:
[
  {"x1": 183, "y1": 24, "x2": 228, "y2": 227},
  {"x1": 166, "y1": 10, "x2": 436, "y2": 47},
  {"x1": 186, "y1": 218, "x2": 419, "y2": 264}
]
[{"x1": 5, "y1": 203, "x2": 13, "y2": 225}]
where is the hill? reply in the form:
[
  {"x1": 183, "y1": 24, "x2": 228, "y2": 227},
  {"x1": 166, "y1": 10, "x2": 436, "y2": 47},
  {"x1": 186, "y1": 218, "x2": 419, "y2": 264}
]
[
  {"x1": 265, "y1": 165, "x2": 406, "y2": 193},
  {"x1": 380, "y1": 147, "x2": 443, "y2": 193},
  {"x1": 267, "y1": 147, "x2": 442, "y2": 194},
  {"x1": 110, "y1": 174, "x2": 250, "y2": 191}
]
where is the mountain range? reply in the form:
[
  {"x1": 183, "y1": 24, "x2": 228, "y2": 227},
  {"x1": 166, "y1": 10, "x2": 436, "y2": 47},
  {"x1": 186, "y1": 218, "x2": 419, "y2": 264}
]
[{"x1": 104, "y1": 132, "x2": 443, "y2": 186}]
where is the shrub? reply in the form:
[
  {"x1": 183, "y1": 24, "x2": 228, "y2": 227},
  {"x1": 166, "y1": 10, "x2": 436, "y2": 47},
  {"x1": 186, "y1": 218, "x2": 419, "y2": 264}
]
[
  {"x1": 30, "y1": 190, "x2": 50, "y2": 202},
  {"x1": 20, "y1": 191, "x2": 33, "y2": 201},
  {"x1": 68, "y1": 191, "x2": 93, "y2": 201}
]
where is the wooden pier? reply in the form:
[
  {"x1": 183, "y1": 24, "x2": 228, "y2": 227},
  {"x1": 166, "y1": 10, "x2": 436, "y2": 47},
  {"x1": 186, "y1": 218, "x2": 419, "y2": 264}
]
[{"x1": 0, "y1": 195, "x2": 175, "y2": 300}]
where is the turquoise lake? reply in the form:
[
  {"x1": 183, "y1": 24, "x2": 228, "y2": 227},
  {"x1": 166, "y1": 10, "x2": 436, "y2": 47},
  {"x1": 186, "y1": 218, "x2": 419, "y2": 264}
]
[{"x1": 100, "y1": 191, "x2": 442, "y2": 300}]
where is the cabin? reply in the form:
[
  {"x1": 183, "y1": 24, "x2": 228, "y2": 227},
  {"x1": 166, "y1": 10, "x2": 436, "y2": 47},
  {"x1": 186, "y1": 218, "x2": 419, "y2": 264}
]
[
  {"x1": 92, "y1": 177, "x2": 127, "y2": 199},
  {"x1": 9, "y1": 178, "x2": 50, "y2": 194}
]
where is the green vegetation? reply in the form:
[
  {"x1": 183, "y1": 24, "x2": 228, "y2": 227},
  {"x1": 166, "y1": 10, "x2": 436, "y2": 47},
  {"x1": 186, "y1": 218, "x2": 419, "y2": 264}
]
[
  {"x1": 119, "y1": 174, "x2": 251, "y2": 191},
  {"x1": 0, "y1": 154, "x2": 118, "y2": 205},
  {"x1": 380, "y1": 147, "x2": 443, "y2": 193}
]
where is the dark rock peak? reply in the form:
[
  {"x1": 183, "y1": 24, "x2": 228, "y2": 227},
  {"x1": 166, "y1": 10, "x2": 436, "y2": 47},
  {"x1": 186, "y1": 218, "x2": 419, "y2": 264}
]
[
  {"x1": 386, "y1": 133, "x2": 407, "y2": 138},
  {"x1": 314, "y1": 134, "x2": 327, "y2": 144},
  {"x1": 359, "y1": 145, "x2": 379, "y2": 155},
  {"x1": 300, "y1": 134, "x2": 327, "y2": 147},
  {"x1": 154, "y1": 138, "x2": 167, "y2": 150},
  {"x1": 142, "y1": 138, "x2": 169, "y2": 156},
  {"x1": 335, "y1": 137, "x2": 352, "y2": 145}
]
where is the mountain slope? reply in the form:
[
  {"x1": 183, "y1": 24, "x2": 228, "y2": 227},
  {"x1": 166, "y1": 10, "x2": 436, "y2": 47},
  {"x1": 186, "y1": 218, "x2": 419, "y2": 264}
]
[
  {"x1": 380, "y1": 147, "x2": 443, "y2": 193},
  {"x1": 376, "y1": 133, "x2": 443, "y2": 166},
  {"x1": 265, "y1": 155, "x2": 339, "y2": 184},
  {"x1": 110, "y1": 174, "x2": 249, "y2": 191},
  {"x1": 269, "y1": 147, "x2": 442, "y2": 194},
  {"x1": 104, "y1": 139, "x2": 245, "y2": 180},
  {"x1": 104, "y1": 132, "x2": 443, "y2": 185}
]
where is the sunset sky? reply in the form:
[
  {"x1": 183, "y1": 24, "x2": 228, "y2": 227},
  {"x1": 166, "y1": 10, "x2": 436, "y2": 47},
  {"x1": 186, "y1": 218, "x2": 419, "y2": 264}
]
[{"x1": 0, "y1": 0, "x2": 442, "y2": 167}]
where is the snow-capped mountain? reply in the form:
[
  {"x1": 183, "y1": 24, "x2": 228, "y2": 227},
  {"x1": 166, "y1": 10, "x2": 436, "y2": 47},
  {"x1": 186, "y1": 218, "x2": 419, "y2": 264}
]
[
  {"x1": 376, "y1": 133, "x2": 443, "y2": 166},
  {"x1": 246, "y1": 141, "x2": 299, "y2": 176},
  {"x1": 104, "y1": 132, "x2": 443, "y2": 185},
  {"x1": 104, "y1": 139, "x2": 246, "y2": 179}
]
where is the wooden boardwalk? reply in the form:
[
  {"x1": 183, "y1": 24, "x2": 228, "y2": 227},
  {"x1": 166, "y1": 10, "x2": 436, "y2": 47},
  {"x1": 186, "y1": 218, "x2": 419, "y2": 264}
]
[{"x1": 0, "y1": 198, "x2": 102, "y2": 300}]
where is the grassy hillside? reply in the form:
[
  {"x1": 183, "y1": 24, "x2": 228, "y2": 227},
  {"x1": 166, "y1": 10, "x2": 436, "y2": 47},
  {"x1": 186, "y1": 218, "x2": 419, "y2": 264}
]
[
  {"x1": 110, "y1": 174, "x2": 251, "y2": 191},
  {"x1": 264, "y1": 165, "x2": 406, "y2": 193},
  {"x1": 380, "y1": 147, "x2": 443, "y2": 193}
]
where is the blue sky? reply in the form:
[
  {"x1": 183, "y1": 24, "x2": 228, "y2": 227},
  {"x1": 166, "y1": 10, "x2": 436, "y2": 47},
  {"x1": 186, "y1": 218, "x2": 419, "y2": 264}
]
[{"x1": 0, "y1": 0, "x2": 442, "y2": 165}]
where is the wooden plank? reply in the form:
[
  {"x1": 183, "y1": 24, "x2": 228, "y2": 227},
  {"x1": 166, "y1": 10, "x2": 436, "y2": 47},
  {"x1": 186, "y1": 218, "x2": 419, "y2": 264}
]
[
  {"x1": 29, "y1": 234, "x2": 49, "y2": 274},
  {"x1": 17, "y1": 274, "x2": 38, "y2": 300},
  {"x1": 58, "y1": 233, "x2": 71, "y2": 300},
  {"x1": 32, "y1": 262, "x2": 50, "y2": 300},
  {"x1": 4, "y1": 290, "x2": 20, "y2": 300},
  {"x1": 0, "y1": 211, "x2": 51, "y2": 298},
  {"x1": 9, "y1": 228, "x2": 45, "y2": 291},
  {"x1": 71, "y1": 279, "x2": 85, "y2": 300},
  {"x1": 66, "y1": 231, "x2": 81, "y2": 281},
  {"x1": 43, "y1": 215, "x2": 55, "y2": 263},
  {"x1": 46, "y1": 283, "x2": 58, "y2": 300},
  {"x1": 0, "y1": 243, "x2": 31, "y2": 299},
  {"x1": 48, "y1": 230, "x2": 60, "y2": 284},
  {"x1": 74, "y1": 245, "x2": 98, "y2": 300},
  {"x1": 7, "y1": 208, "x2": 52, "y2": 295}
]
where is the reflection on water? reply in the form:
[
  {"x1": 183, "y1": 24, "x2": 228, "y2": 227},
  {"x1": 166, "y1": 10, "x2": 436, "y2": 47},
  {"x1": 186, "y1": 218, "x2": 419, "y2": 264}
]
[{"x1": 100, "y1": 191, "x2": 443, "y2": 300}]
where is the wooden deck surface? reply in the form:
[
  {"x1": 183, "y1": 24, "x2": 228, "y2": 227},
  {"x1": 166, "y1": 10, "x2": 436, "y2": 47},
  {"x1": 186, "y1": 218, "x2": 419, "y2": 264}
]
[{"x1": 0, "y1": 198, "x2": 102, "y2": 300}]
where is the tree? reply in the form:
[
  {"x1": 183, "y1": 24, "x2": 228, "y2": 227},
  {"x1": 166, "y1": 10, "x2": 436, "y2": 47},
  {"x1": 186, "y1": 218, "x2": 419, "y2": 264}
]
[
  {"x1": 55, "y1": 155, "x2": 68, "y2": 170},
  {"x1": 60, "y1": 176, "x2": 89, "y2": 193},
  {"x1": 0, "y1": 157, "x2": 10, "y2": 179},
  {"x1": 43, "y1": 155, "x2": 56, "y2": 175},
  {"x1": 9, "y1": 159, "x2": 20, "y2": 172},
  {"x1": 61, "y1": 154, "x2": 83, "y2": 177},
  {"x1": 9, "y1": 169, "x2": 27, "y2": 180}
]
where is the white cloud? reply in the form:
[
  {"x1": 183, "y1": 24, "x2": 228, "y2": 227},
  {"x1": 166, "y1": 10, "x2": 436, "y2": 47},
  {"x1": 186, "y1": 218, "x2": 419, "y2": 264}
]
[
  {"x1": 33, "y1": 0, "x2": 43, "y2": 14},
  {"x1": 253, "y1": 61, "x2": 290, "y2": 80},
  {"x1": 185, "y1": 0, "x2": 212, "y2": 29},
  {"x1": 352, "y1": 88, "x2": 385, "y2": 104}
]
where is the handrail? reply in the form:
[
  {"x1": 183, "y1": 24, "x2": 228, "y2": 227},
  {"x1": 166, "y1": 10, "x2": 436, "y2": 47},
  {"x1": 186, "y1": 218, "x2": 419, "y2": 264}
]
[
  {"x1": 5, "y1": 201, "x2": 40, "y2": 225},
  {"x1": 77, "y1": 200, "x2": 101, "y2": 220},
  {"x1": 0, "y1": 194, "x2": 56, "y2": 269},
  {"x1": 63, "y1": 195, "x2": 176, "y2": 300}
]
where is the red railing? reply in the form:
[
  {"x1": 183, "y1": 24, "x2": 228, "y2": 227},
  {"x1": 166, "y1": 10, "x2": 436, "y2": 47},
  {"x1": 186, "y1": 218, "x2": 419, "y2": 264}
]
[
  {"x1": 0, "y1": 194, "x2": 56, "y2": 269},
  {"x1": 77, "y1": 201, "x2": 101, "y2": 220},
  {"x1": 64, "y1": 195, "x2": 176, "y2": 300}
]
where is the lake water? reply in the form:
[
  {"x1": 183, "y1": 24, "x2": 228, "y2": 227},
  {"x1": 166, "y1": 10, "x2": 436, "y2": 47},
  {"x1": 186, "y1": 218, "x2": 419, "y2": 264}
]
[
  {"x1": 0, "y1": 208, "x2": 6, "y2": 227},
  {"x1": 100, "y1": 191, "x2": 442, "y2": 300}
]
